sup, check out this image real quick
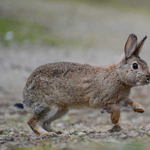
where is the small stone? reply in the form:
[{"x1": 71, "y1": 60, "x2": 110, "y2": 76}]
[
  {"x1": 147, "y1": 131, "x2": 150, "y2": 136},
  {"x1": 78, "y1": 132, "x2": 85, "y2": 136},
  {"x1": 56, "y1": 123, "x2": 63, "y2": 127},
  {"x1": 119, "y1": 134, "x2": 127, "y2": 138},
  {"x1": 145, "y1": 124, "x2": 150, "y2": 130},
  {"x1": 19, "y1": 132, "x2": 25, "y2": 135},
  {"x1": 9, "y1": 132, "x2": 15, "y2": 135},
  {"x1": 88, "y1": 130, "x2": 96, "y2": 133}
]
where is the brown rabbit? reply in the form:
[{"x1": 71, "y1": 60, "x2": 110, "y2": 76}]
[{"x1": 14, "y1": 34, "x2": 150, "y2": 135}]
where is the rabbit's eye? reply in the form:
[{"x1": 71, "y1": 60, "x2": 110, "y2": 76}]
[{"x1": 132, "y1": 63, "x2": 138, "y2": 69}]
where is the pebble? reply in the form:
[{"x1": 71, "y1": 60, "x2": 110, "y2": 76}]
[
  {"x1": 19, "y1": 132, "x2": 25, "y2": 135},
  {"x1": 119, "y1": 134, "x2": 127, "y2": 138},
  {"x1": 56, "y1": 123, "x2": 63, "y2": 127},
  {"x1": 147, "y1": 131, "x2": 150, "y2": 136},
  {"x1": 9, "y1": 132, "x2": 15, "y2": 135},
  {"x1": 145, "y1": 124, "x2": 150, "y2": 130},
  {"x1": 78, "y1": 132, "x2": 85, "y2": 136}
]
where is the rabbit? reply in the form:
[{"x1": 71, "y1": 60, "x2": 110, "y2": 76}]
[{"x1": 14, "y1": 34, "x2": 150, "y2": 135}]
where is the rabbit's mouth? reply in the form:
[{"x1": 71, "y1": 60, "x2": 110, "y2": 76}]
[
  {"x1": 146, "y1": 77, "x2": 150, "y2": 83},
  {"x1": 136, "y1": 75, "x2": 150, "y2": 86},
  {"x1": 143, "y1": 77, "x2": 150, "y2": 85},
  {"x1": 145, "y1": 74, "x2": 150, "y2": 84}
]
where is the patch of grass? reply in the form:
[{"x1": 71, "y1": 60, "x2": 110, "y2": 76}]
[
  {"x1": 74, "y1": 132, "x2": 79, "y2": 135},
  {"x1": 8, "y1": 142, "x2": 147, "y2": 150},
  {"x1": 82, "y1": 136, "x2": 87, "y2": 142},
  {"x1": 88, "y1": 143, "x2": 147, "y2": 150},
  {"x1": 133, "y1": 127, "x2": 138, "y2": 131},
  {"x1": 0, "y1": 18, "x2": 42, "y2": 46},
  {"x1": 1, "y1": 0, "x2": 150, "y2": 47},
  {"x1": 65, "y1": 119, "x2": 71, "y2": 123},
  {"x1": 8, "y1": 146, "x2": 53, "y2": 150},
  {"x1": 0, "y1": 17, "x2": 82, "y2": 47},
  {"x1": 8, "y1": 148, "x2": 27, "y2": 150},
  {"x1": 51, "y1": 137, "x2": 57, "y2": 140}
]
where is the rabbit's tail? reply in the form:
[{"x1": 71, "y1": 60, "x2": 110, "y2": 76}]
[{"x1": 13, "y1": 102, "x2": 24, "y2": 109}]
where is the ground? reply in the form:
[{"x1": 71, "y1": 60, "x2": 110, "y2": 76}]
[{"x1": 1, "y1": 0, "x2": 150, "y2": 150}]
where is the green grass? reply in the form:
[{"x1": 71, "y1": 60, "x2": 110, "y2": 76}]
[
  {"x1": 8, "y1": 146, "x2": 53, "y2": 150},
  {"x1": 0, "y1": 18, "x2": 42, "y2": 46},
  {"x1": 1, "y1": 0, "x2": 150, "y2": 47},
  {"x1": 8, "y1": 143, "x2": 147, "y2": 150},
  {"x1": 0, "y1": 17, "x2": 82, "y2": 47},
  {"x1": 87, "y1": 142, "x2": 147, "y2": 150}
]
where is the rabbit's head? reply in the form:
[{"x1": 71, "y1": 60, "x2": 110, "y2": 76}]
[{"x1": 117, "y1": 34, "x2": 150, "y2": 86}]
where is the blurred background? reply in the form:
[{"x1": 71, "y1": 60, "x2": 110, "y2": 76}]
[
  {"x1": 1, "y1": 0, "x2": 150, "y2": 105},
  {"x1": 1, "y1": 0, "x2": 150, "y2": 149}
]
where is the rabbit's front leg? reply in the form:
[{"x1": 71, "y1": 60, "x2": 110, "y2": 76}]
[
  {"x1": 106, "y1": 104, "x2": 120, "y2": 124},
  {"x1": 125, "y1": 99, "x2": 145, "y2": 113}
]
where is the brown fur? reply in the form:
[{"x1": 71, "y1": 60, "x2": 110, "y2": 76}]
[{"x1": 16, "y1": 34, "x2": 150, "y2": 135}]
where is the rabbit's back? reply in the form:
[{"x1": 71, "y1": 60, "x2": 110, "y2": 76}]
[
  {"x1": 23, "y1": 62, "x2": 100, "y2": 109},
  {"x1": 28, "y1": 62, "x2": 94, "y2": 79}
]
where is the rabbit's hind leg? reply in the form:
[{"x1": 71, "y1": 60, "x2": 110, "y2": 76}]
[
  {"x1": 28, "y1": 106, "x2": 59, "y2": 136},
  {"x1": 43, "y1": 109, "x2": 69, "y2": 134}
]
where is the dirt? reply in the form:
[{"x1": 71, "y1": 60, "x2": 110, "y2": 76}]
[{"x1": 1, "y1": 104, "x2": 150, "y2": 150}]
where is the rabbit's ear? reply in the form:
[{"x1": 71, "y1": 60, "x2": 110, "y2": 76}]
[
  {"x1": 124, "y1": 34, "x2": 137, "y2": 59},
  {"x1": 134, "y1": 36, "x2": 147, "y2": 56}
]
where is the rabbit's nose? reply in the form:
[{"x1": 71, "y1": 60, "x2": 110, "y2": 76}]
[{"x1": 146, "y1": 74, "x2": 150, "y2": 83}]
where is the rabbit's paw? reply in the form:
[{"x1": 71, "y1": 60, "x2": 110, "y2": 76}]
[
  {"x1": 55, "y1": 130, "x2": 64, "y2": 134},
  {"x1": 133, "y1": 103, "x2": 145, "y2": 113}
]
